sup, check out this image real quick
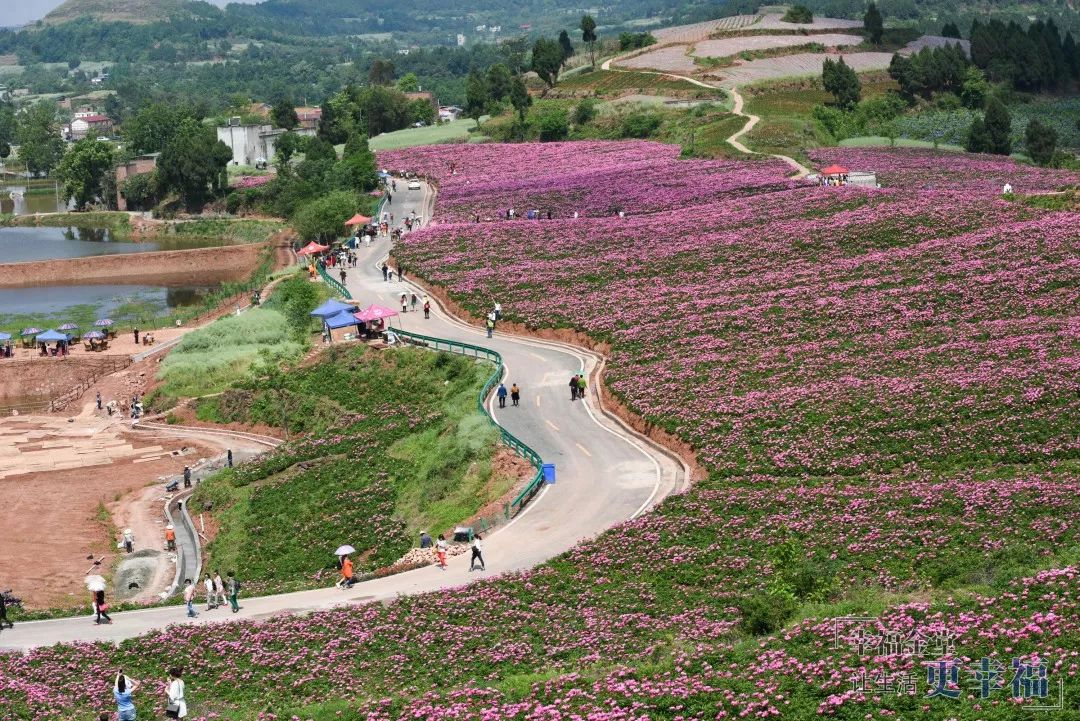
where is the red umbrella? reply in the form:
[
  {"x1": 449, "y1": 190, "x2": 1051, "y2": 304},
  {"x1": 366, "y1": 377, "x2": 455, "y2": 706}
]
[
  {"x1": 345, "y1": 214, "x2": 372, "y2": 226},
  {"x1": 354, "y1": 304, "x2": 398, "y2": 322},
  {"x1": 297, "y1": 241, "x2": 330, "y2": 256},
  {"x1": 820, "y1": 164, "x2": 849, "y2": 175}
]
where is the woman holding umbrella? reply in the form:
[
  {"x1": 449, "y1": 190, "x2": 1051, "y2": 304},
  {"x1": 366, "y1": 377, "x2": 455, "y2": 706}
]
[
  {"x1": 335, "y1": 545, "x2": 356, "y2": 588},
  {"x1": 87, "y1": 576, "x2": 112, "y2": 624}
]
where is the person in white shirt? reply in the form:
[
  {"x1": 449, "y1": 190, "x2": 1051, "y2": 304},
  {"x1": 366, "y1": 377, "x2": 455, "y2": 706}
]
[
  {"x1": 203, "y1": 574, "x2": 215, "y2": 611},
  {"x1": 469, "y1": 534, "x2": 485, "y2": 572},
  {"x1": 1002, "y1": 182, "x2": 1013, "y2": 194},
  {"x1": 165, "y1": 667, "x2": 187, "y2": 718},
  {"x1": 435, "y1": 535, "x2": 448, "y2": 569}
]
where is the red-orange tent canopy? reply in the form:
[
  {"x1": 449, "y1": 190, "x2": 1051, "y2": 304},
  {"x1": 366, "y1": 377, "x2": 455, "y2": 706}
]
[
  {"x1": 346, "y1": 214, "x2": 372, "y2": 226},
  {"x1": 820, "y1": 164, "x2": 849, "y2": 175},
  {"x1": 297, "y1": 241, "x2": 330, "y2": 256}
]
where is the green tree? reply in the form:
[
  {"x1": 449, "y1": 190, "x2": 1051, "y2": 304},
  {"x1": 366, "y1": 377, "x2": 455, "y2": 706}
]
[
  {"x1": 983, "y1": 96, "x2": 1012, "y2": 155},
  {"x1": 0, "y1": 101, "x2": 16, "y2": 159},
  {"x1": 537, "y1": 106, "x2": 569, "y2": 141},
  {"x1": 124, "y1": 103, "x2": 192, "y2": 155},
  {"x1": 1024, "y1": 118, "x2": 1057, "y2": 165},
  {"x1": 275, "y1": 131, "x2": 302, "y2": 167},
  {"x1": 368, "y1": 58, "x2": 395, "y2": 86},
  {"x1": 119, "y1": 171, "x2": 157, "y2": 211},
  {"x1": 558, "y1": 30, "x2": 574, "y2": 62},
  {"x1": 509, "y1": 76, "x2": 532, "y2": 124},
  {"x1": 781, "y1": 5, "x2": 813, "y2": 23},
  {"x1": 580, "y1": 15, "x2": 597, "y2": 68},
  {"x1": 55, "y1": 138, "x2": 114, "y2": 210},
  {"x1": 303, "y1": 136, "x2": 337, "y2": 163},
  {"x1": 822, "y1": 57, "x2": 861, "y2": 111},
  {"x1": 396, "y1": 72, "x2": 420, "y2": 93},
  {"x1": 271, "y1": 98, "x2": 299, "y2": 130},
  {"x1": 16, "y1": 101, "x2": 65, "y2": 176},
  {"x1": 291, "y1": 190, "x2": 361, "y2": 241},
  {"x1": 465, "y1": 70, "x2": 490, "y2": 122},
  {"x1": 942, "y1": 22, "x2": 961, "y2": 38},
  {"x1": 620, "y1": 110, "x2": 662, "y2": 138},
  {"x1": 864, "y1": 3, "x2": 883, "y2": 45},
  {"x1": 337, "y1": 132, "x2": 377, "y2": 193},
  {"x1": 486, "y1": 64, "x2": 513, "y2": 104},
  {"x1": 959, "y1": 66, "x2": 989, "y2": 109},
  {"x1": 573, "y1": 98, "x2": 598, "y2": 125},
  {"x1": 964, "y1": 116, "x2": 990, "y2": 153},
  {"x1": 531, "y1": 38, "x2": 565, "y2": 88},
  {"x1": 157, "y1": 117, "x2": 232, "y2": 211}
]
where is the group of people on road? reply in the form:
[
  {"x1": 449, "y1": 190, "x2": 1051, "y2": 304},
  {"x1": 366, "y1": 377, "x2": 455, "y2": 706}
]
[
  {"x1": 569, "y1": 374, "x2": 588, "y2": 401},
  {"x1": 182, "y1": 570, "x2": 241, "y2": 617},
  {"x1": 102, "y1": 667, "x2": 188, "y2": 720},
  {"x1": 496, "y1": 383, "x2": 521, "y2": 408}
]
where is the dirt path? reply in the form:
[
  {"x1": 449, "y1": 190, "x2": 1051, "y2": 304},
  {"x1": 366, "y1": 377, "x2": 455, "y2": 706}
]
[{"x1": 599, "y1": 56, "x2": 810, "y2": 177}]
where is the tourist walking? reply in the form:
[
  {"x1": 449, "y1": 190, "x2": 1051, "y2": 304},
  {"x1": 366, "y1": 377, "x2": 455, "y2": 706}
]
[
  {"x1": 510, "y1": 383, "x2": 520, "y2": 406},
  {"x1": 123, "y1": 528, "x2": 134, "y2": 554},
  {"x1": 213, "y1": 571, "x2": 225, "y2": 608},
  {"x1": 569, "y1": 375, "x2": 579, "y2": 401},
  {"x1": 226, "y1": 571, "x2": 240, "y2": 613},
  {"x1": 133, "y1": 327, "x2": 139, "y2": 345},
  {"x1": 423, "y1": 298, "x2": 431, "y2": 319},
  {"x1": 165, "y1": 667, "x2": 187, "y2": 718},
  {"x1": 93, "y1": 588, "x2": 111, "y2": 624},
  {"x1": 388, "y1": 268, "x2": 395, "y2": 282},
  {"x1": 113, "y1": 671, "x2": 139, "y2": 721},
  {"x1": 469, "y1": 534, "x2": 485, "y2": 571},
  {"x1": 382, "y1": 263, "x2": 389, "y2": 281},
  {"x1": 96, "y1": 392, "x2": 102, "y2": 410},
  {"x1": 183, "y1": 579, "x2": 197, "y2": 618},
  {"x1": 435, "y1": 535, "x2": 448, "y2": 569},
  {"x1": 486, "y1": 316, "x2": 495, "y2": 338},
  {"x1": 183, "y1": 466, "x2": 191, "y2": 488},
  {"x1": 493, "y1": 301, "x2": 501, "y2": 321},
  {"x1": 497, "y1": 383, "x2": 507, "y2": 408},
  {"x1": 339, "y1": 268, "x2": 347, "y2": 285},
  {"x1": 203, "y1": 574, "x2": 215, "y2": 611},
  {"x1": 577, "y1": 374, "x2": 588, "y2": 399},
  {"x1": 165, "y1": 524, "x2": 176, "y2": 551},
  {"x1": 411, "y1": 292, "x2": 418, "y2": 312},
  {"x1": 339, "y1": 555, "x2": 355, "y2": 588},
  {"x1": 0, "y1": 589, "x2": 13, "y2": 629},
  {"x1": 401, "y1": 293, "x2": 408, "y2": 313}
]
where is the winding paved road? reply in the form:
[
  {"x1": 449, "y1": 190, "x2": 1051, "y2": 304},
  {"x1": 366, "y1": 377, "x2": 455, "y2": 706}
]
[{"x1": 0, "y1": 182, "x2": 686, "y2": 652}]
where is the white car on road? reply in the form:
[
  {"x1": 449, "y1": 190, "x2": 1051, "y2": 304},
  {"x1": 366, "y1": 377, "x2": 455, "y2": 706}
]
[{"x1": 407, "y1": 180, "x2": 422, "y2": 190}]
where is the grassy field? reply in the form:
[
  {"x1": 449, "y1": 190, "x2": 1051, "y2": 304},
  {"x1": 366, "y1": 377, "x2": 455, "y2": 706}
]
[
  {"x1": 191, "y1": 343, "x2": 517, "y2": 595},
  {"x1": 556, "y1": 68, "x2": 723, "y2": 100},
  {"x1": 368, "y1": 119, "x2": 488, "y2": 151},
  {"x1": 839, "y1": 135, "x2": 966, "y2": 152}
]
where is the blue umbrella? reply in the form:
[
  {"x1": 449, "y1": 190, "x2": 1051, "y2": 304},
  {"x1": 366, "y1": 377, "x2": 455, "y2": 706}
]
[
  {"x1": 0, "y1": 332, "x2": 10, "y2": 341},
  {"x1": 21, "y1": 327, "x2": 43, "y2": 336},
  {"x1": 93, "y1": 318, "x2": 114, "y2": 327},
  {"x1": 36, "y1": 329, "x2": 70, "y2": 343},
  {"x1": 58, "y1": 322, "x2": 79, "y2": 330},
  {"x1": 84, "y1": 330, "x2": 106, "y2": 339}
]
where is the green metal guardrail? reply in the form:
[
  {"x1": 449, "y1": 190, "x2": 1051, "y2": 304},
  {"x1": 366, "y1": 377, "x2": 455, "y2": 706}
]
[
  {"x1": 392, "y1": 328, "x2": 546, "y2": 519},
  {"x1": 315, "y1": 191, "x2": 548, "y2": 518}
]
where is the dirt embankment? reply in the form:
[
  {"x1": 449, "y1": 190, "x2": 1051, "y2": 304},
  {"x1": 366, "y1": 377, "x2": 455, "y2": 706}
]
[{"x1": 0, "y1": 243, "x2": 267, "y2": 288}]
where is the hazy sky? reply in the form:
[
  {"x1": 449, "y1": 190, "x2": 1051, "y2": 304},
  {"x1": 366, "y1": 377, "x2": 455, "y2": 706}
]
[{"x1": 5, "y1": 0, "x2": 261, "y2": 28}]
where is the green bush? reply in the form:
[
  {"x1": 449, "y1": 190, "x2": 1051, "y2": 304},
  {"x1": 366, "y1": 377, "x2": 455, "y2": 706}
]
[
  {"x1": 781, "y1": 4, "x2": 813, "y2": 22},
  {"x1": 619, "y1": 110, "x2": 663, "y2": 139}
]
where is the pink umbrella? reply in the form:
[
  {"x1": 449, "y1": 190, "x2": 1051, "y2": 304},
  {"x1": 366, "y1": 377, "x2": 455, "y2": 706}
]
[
  {"x1": 354, "y1": 304, "x2": 398, "y2": 322},
  {"x1": 297, "y1": 241, "x2": 330, "y2": 256}
]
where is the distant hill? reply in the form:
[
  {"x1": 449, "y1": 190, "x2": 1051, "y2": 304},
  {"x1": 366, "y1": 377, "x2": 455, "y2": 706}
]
[{"x1": 43, "y1": 0, "x2": 212, "y2": 25}]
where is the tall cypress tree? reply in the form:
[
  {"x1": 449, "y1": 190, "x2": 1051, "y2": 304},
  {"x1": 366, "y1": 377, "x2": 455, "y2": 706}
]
[
  {"x1": 864, "y1": 3, "x2": 883, "y2": 45},
  {"x1": 983, "y1": 97, "x2": 1012, "y2": 155}
]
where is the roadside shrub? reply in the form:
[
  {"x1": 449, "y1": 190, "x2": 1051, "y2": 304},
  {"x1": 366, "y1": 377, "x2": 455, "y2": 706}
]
[{"x1": 619, "y1": 110, "x2": 663, "y2": 139}]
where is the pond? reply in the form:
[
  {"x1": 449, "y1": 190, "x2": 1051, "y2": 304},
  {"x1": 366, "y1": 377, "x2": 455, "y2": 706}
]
[
  {"x1": 0, "y1": 226, "x2": 235, "y2": 263},
  {"x1": 0, "y1": 284, "x2": 219, "y2": 321},
  {"x1": 0, "y1": 184, "x2": 70, "y2": 215}
]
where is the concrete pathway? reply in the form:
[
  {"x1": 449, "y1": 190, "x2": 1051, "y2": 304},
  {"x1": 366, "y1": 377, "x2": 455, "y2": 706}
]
[{"x1": 0, "y1": 182, "x2": 687, "y2": 652}]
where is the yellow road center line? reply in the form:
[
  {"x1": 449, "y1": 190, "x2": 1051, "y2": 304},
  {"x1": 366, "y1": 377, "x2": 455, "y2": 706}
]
[
  {"x1": 546, "y1": 420, "x2": 560, "y2": 432},
  {"x1": 575, "y1": 443, "x2": 592, "y2": 457}
]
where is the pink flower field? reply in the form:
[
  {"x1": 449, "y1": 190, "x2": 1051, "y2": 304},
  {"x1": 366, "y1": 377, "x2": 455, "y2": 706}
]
[{"x1": 2, "y1": 141, "x2": 1078, "y2": 720}]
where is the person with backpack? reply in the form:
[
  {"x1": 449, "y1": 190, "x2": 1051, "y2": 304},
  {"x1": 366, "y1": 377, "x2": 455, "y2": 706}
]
[
  {"x1": 510, "y1": 383, "x2": 521, "y2": 407},
  {"x1": 496, "y1": 383, "x2": 508, "y2": 408},
  {"x1": 423, "y1": 298, "x2": 431, "y2": 319},
  {"x1": 226, "y1": 571, "x2": 240, "y2": 613}
]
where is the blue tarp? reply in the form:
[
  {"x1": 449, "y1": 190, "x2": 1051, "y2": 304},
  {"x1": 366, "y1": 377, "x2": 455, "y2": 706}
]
[
  {"x1": 324, "y1": 310, "x2": 362, "y2": 330},
  {"x1": 0, "y1": 332, "x2": 10, "y2": 341},
  {"x1": 36, "y1": 329, "x2": 70, "y2": 342},
  {"x1": 310, "y1": 299, "x2": 356, "y2": 319}
]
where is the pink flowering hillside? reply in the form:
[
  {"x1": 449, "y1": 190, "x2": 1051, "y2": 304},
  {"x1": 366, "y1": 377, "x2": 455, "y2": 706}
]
[{"x1": 2, "y1": 143, "x2": 1078, "y2": 720}]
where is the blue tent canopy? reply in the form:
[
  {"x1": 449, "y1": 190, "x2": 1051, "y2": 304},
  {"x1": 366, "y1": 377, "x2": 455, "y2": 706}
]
[
  {"x1": 36, "y1": 329, "x2": 70, "y2": 342},
  {"x1": 310, "y1": 299, "x2": 356, "y2": 319},
  {"x1": 324, "y1": 310, "x2": 362, "y2": 330},
  {"x1": 0, "y1": 332, "x2": 11, "y2": 341}
]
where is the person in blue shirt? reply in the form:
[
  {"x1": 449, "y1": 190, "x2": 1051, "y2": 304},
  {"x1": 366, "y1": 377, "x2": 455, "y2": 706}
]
[
  {"x1": 497, "y1": 383, "x2": 508, "y2": 408},
  {"x1": 113, "y1": 671, "x2": 139, "y2": 721}
]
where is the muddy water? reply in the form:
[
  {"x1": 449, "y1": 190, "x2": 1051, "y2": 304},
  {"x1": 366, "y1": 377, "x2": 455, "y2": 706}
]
[
  {"x1": 0, "y1": 226, "x2": 231, "y2": 263},
  {"x1": 0, "y1": 284, "x2": 217, "y2": 316}
]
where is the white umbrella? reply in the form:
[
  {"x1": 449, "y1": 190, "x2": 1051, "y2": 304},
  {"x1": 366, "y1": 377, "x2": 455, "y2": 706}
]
[
  {"x1": 85, "y1": 575, "x2": 106, "y2": 592},
  {"x1": 334, "y1": 545, "x2": 355, "y2": 556}
]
